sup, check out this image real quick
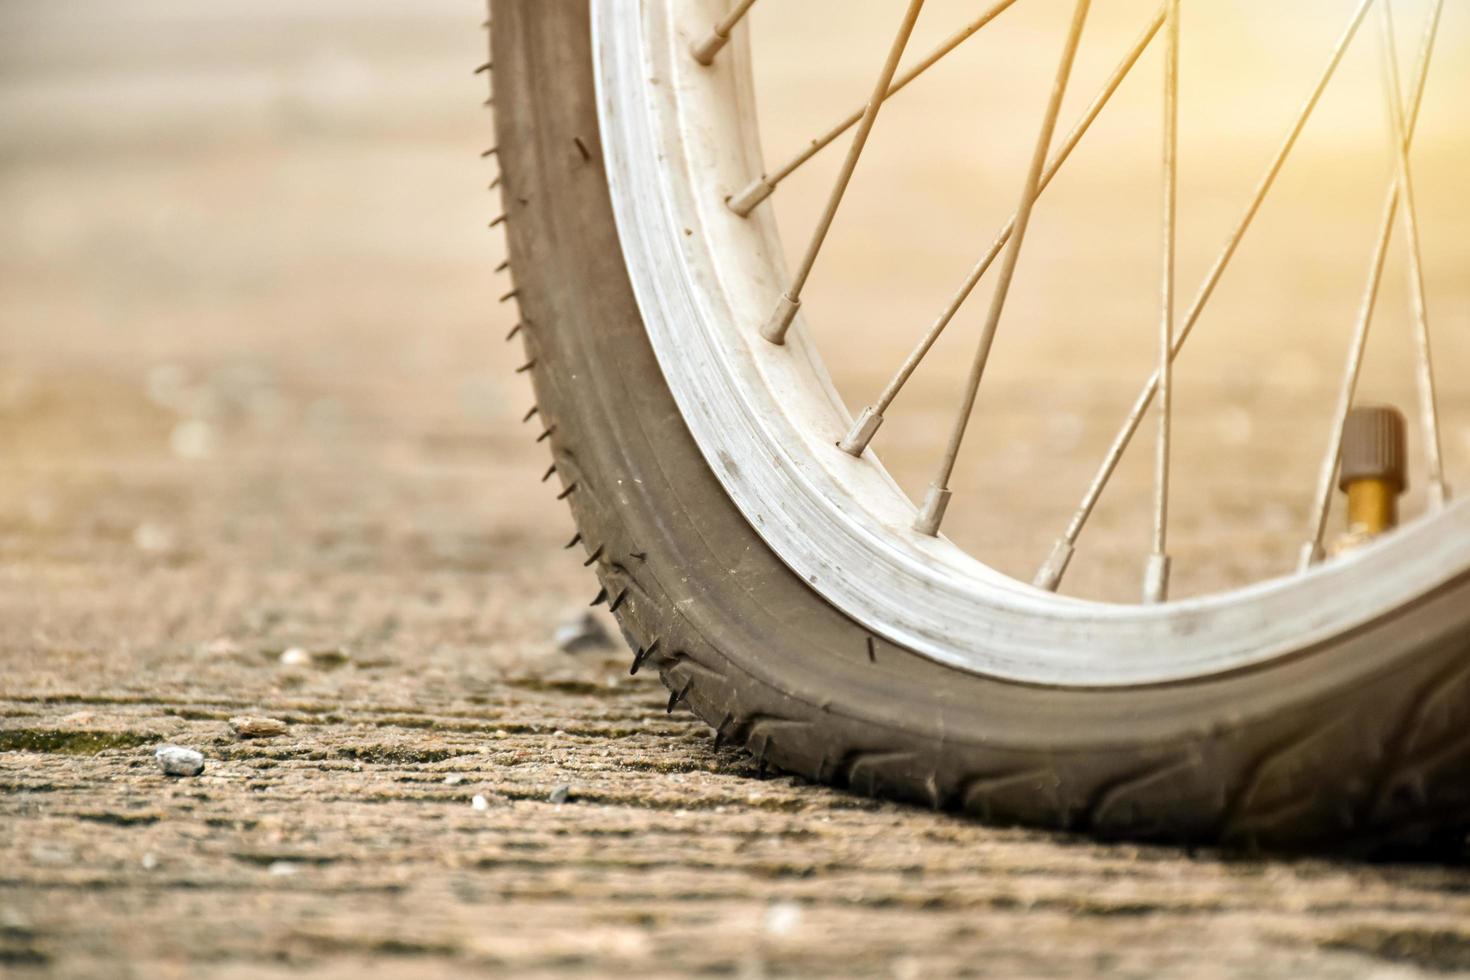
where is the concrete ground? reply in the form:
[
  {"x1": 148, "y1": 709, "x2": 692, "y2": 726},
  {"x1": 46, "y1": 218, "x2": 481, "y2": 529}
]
[{"x1": 4, "y1": 2, "x2": 1470, "y2": 976}]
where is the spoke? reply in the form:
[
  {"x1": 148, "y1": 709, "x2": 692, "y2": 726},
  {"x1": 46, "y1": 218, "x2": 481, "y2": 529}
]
[
  {"x1": 692, "y1": 0, "x2": 761, "y2": 66},
  {"x1": 1144, "y1": 0, "x2": 1181, "y2": 605},
  {"x1": 1299, "y1": 0, "x2": 1445, "y2": 570},
  {"x1": 1379, "y1": 0, "x2": 1451, "y2": 510},
  {"x1": 840, "y1": 4, "x2": 1167, "y2": 457},
  {"x1": 761, "y1": 0, "x2": 927, "y2": 345},
  {"x1": 729, "y1": 0, "x2": 1023, "y2": 217},
  {"x1": 1034, "y1": 0, "x2": 1377, "y2": 591},
  {"x1": 914, "y1": 0, "x2": 1093, "y2": 537}
]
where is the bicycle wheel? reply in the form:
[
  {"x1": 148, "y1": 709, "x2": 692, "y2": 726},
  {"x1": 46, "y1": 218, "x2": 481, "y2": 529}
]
[{"x1": 485, "y1": 0, "x2": 1470, "y2": 849}]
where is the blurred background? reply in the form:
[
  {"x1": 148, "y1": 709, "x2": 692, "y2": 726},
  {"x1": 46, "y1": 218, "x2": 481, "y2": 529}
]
[{"x1": 0, "y1": 1, "x2": 590, "y2": 662}]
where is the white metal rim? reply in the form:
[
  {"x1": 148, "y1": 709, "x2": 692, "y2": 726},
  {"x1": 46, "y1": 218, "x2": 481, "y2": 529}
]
[{"x1": 590, "y1": 0, "x2": 1470, "y2": 687}]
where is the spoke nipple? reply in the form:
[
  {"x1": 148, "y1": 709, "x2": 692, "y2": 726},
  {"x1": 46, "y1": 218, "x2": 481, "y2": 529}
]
[
  {"x1": 1033, "y1": 538, "x2": 1075, "y2": 592},
  {"x1": 1296, "y1": 541, "x2": 1325, "y2": 573},
  {"x1": 1142, "y1": 553, "x2": 1171, "y2": 604},
  {"x1": 728, "y1": 176, "x2": 776, "y2": 217},
  {"x1": 912, "y1": 484, "x2": 952, "y2": 537},
  {"x1": 838, "y1": 407, "x2": 884, "y2": 457},
  {"x1": 690, "y1": 30, "x2": 731, "y2": 67},
  {"x1": 760, "y1": 293, "x2": 800, "y2": 345}
]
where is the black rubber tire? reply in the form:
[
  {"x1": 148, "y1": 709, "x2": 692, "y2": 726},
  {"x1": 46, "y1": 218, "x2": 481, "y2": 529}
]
[{"x1": 486, "y1": 0, "x2": 1470, "y2": 851}]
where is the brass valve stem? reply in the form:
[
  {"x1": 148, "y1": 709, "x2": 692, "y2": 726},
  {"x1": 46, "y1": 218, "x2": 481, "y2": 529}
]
[
  {"x1": 1343, "y1": 476, "x2": 1397, "y2": 537},
  {"x1": 1333, "y1": 405, "x2": 1407, "y2": 554}
]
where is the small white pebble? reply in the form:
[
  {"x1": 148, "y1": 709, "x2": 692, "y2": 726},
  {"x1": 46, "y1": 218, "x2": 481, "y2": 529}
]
[
  {"x1": 444, "y1": 774, "x2": 465, "y2": 786},
  {"x1": 141, "y1": 852, "x2": 158, "y2": 871},
  {"x1": 763, "y1": 901, "x2": 802, "y2": 938},
  {"x1": 553, "y1": 610, "x2": 613, "y2": 653},
  {"x1": 279, "y1": 646, "x2": 350, "y2": 669},
  {"x1": 267, "y1": 861, "x2": 298, "y2": 876},
  {"x1": 547, "y1": 784, "x2": 571, "y2": 805},
  {"x1": 471, "y1": 794, "x2": 489, "y2": 811},
  {"x1": 229, "y1": 715, "x2": 288, "y2": 739},
  {"x1": 155, "y1": 745, "x2": 205, "y2": 777}
]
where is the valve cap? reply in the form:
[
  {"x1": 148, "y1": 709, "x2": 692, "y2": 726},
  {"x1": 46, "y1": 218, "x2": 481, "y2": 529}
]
[{"x1": 1339, "y1": 405, "x2": 1407, "y2": 493}]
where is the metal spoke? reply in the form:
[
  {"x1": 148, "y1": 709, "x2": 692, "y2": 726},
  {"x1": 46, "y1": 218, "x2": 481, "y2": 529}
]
[
  {"x1": 840, "y1": 4, "x2": 1167, "y2": 458},
  {"x1": 1379, "y1": 0, "x2": 1451, "y2": 510},
  {"x1": 729, "y1": 0, "x2": 1023, "y2": 217},
  {"x1": 914, "y1": 0, "x2": 1093, "y2": 537},
  {"x1": 1144, "y1": 0, "x2": 1180, "y2": 605},
  {"x1": 692, "y1": 0, "x2": 760, "y2": 67},
  {"x1": 1034, "y1": 0, "x2": 1377, "y2": 591},
  {"x1": 1299, "y1": 0, "x2": 1445, "y2": 570},
  {"x1": 761, "y1": 0, "x2": 927, "y2": 345}
]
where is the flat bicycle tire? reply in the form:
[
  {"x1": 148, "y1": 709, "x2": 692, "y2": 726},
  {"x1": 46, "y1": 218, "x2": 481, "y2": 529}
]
[{"x1": 488, "y1": 0, "x2": 1470, "y2": 851}]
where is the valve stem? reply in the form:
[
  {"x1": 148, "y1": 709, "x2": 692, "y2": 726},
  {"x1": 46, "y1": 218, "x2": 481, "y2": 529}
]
[{"x1": 1333, "y1": 405, "x2": 1407, "y2": 555}]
